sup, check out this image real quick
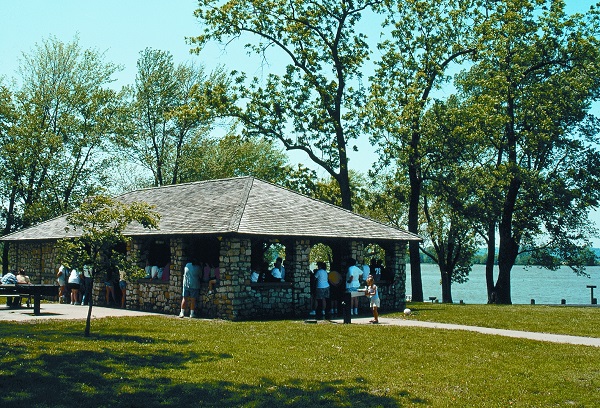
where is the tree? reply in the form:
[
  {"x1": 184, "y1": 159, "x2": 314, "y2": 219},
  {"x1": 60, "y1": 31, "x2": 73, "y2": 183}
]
[
  {"x1": 416, "y1": 97, "x2": 486, "y2": 303},
  {"x1": 56, "y1": 195, "x2": 160, "y2": 337},
  {"x1": 457, "y1": 0, "x2": 600, "y2": 303},
  {"x1": 0, "y1": 36, "x2": 123, "y2": 273},
  {"x1": 191, "y1": 0, "x2": 382, "y2": 210},
  {"x1": 367, "y1": 0, "x2": 479, "y2": 301},
  {"x1": 177, "y1": 132, "x2": 292, "y2": 184},
  {"x1": 117, "y1": 48, "x2": 229, "y2": 186}
]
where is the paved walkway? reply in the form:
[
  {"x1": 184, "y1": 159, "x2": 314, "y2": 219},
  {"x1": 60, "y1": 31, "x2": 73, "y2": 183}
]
[
  {"x1": 0, "y1": 303, "x2": 156, "y2": 322},
  {"x1": 2, "y1": 303, "x2": 599, "y2": 347},
  {"x1": 333, "y1": 316, "x2": 600, "y2": 347}
]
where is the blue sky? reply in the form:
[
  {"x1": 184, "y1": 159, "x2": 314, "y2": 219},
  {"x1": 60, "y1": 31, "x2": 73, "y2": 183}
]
[{"x1": 1, "y1": 0, "x2": 599, "y2": 243}]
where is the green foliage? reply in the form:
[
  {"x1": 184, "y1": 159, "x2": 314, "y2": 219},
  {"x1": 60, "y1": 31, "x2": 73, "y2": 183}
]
[
  {"x1": 191, "y1": 0, "x2": 380, "y2": 209},
  {"x1": 367, "y1": 0, "x2": 480, "y2": 302},
  {"x1": 116, "y1": 48, "x2": 230, "y2": 187},
  {"x1": 177, "y1": 132, "x2": 292, "y2": 185},
  {"x1": 453, "y1": 0, "x2": 600, "y2": 302},
  {"x1": 56, "y1": 195, "x2": 160, "y2": 277},
  {"x1": 0, "y1": 36, "x2": 121, "y2": 229},
  {"x1": 55, "y1": 194, "x2": 159, "y2": 335},
  {"x1": 309, "y1": 243, "x2": 333, "y2": 266}
]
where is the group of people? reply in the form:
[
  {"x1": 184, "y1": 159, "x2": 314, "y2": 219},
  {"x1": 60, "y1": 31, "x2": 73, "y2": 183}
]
[
  {"x1": 144, "y1": 262, "x2": 171, "y2": 281},
  {"x1": 56, "y1": 264, "x2": 127, "y2": 308},
  {"x1": 250, "y1": 257, "x2": 287, "y2": 283},
  {"x1": 309, "y1": 257, "x2": 382, "y2": 323},
  {"x1": 179, "y1": 260, "x2": 221, "y2": 318}
]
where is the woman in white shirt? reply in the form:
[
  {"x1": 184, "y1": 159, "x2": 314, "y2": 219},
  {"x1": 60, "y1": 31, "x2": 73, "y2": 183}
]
[{"x1": 314, "y1": 261, "x2": 330, "y2": 316}]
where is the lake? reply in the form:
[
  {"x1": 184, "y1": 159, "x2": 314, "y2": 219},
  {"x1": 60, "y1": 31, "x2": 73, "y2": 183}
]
[{"x1": 406, "y1": 263, "x2": 600, "y2": 305}]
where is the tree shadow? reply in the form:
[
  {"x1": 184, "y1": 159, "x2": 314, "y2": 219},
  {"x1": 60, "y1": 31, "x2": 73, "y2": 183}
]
[{"x1": 0, "y1": 343, "x2": 426, "y2": 407}]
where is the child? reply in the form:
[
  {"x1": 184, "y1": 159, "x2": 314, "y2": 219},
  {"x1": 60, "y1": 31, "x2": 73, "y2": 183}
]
[{"x1": 364, "y1": 275, "x2": 380, "y2": 324}]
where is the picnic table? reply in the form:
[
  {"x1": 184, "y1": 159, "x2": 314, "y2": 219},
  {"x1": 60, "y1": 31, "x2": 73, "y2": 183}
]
[{"x1": 0, "y1": 284, "x2": 58, "y2": 315}]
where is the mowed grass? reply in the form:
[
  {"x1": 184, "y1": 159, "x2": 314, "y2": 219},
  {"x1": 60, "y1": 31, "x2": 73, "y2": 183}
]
[
  {"x1": 0, "y1": 305, "x2": 598, "y2": 407},
  {"x1": 392, "y1": 302, "x2": 600, "y2": 337}
]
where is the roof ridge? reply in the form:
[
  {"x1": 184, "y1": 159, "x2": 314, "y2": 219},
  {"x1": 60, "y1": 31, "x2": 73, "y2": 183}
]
[
  {"x1": 227, "y1": 177, "x2": 255, "y2": 232},
  {"x1": 116, "y1": 176, "x2": 254, "y2": 198}
]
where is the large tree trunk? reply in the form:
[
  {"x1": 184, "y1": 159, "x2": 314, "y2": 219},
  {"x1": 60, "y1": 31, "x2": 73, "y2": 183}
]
[
  {"x1": 2, "y1": 185, "x2": 18, "y2": 275},
  {"x1": 440, "y1": 268, "x2": 453, "y2": 303},
  {"x1": 408, "y1": 144, "x2": 423, "y2": 301},
  {"x1": 485, "y1": 222, "x2": 496, "y2": 303},
  {"x1": 338, "y1": 165, "x2": 353, "y2": 212},
  {"x1": 494, "y1": 174, "x2": 521, "y2": 304}
]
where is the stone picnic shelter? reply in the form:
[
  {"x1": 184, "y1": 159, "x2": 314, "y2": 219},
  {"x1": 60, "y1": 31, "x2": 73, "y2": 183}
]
[{"x1": 1, "y1": 176, "x2": 421, "y2": 320}]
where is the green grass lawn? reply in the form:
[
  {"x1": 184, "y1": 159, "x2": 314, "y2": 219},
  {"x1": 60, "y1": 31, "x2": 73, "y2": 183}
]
[
  {"x1": 393, "y1": 302, "x2": 600, "y2": 338},
  {"x1": 0, "y1": 305, "x2": 599, "y2": 407}
]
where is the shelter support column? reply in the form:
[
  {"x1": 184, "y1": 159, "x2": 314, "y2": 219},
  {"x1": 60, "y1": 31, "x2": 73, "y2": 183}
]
[
  {"x1": 386, "y1": 242, "x2": 407, "y2": 310},
  {"x1": 290, "y1": 239, "x2": 311, "y2": 316}
]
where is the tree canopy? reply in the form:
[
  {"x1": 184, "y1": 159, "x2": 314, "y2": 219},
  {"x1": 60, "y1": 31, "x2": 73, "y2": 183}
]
[
  {"x1": 191, "y1": 0, "x2": 384, "y2": 210},
  {"x1": 56, "y1": 194, "x2": 160, "y2": 336}
]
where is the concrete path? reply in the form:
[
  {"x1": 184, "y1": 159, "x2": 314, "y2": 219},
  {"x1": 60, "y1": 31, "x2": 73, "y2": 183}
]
[
  {"x1": 2, "y1": 303, "x2": 599, "y2": 347},
  {"x1": 334, "y1": 316, "x2": 600, "y2": 348},
  {"x1": 0, "y1": 303, "x2": 156, "y2": 322}
]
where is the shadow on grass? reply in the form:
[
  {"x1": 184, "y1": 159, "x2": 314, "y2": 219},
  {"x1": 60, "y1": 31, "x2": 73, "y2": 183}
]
[{"x1": 0, "y1": 337, "x2": 424, "y2": 407}]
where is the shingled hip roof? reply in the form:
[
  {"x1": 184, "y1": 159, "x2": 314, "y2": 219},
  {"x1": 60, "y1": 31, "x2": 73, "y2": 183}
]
[{"x1": 1, "y1": 177, "x2": 421, "y2": 242}]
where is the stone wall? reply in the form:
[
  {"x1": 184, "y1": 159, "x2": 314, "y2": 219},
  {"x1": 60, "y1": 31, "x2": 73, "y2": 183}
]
[
  {"x1": 6, "y1": 236, "x2": 408, "y2": 319},
  {"x1": 7, "y1": 241, "x2": 60, "y2": 286}
]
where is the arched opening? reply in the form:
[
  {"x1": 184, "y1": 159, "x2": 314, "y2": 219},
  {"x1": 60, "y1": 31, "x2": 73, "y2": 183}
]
[
  {"x1": 308, "y1": 242, "x2": 343, "y2": 316},
  {"x1": 250, "y1": 240, "x2": 287, "y2": 282},
  {"x1": 363, "y1": 243, "x2": 390, "y2": 281}
]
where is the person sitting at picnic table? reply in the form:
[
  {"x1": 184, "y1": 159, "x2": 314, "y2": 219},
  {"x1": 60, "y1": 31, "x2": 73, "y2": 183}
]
[
  {"x1": 15, "y1": 268, "x2": 31, "y2": 306},
  {"x1": 1, "y1": 271, "x2": 19, "y2": 307},
  {"x1": 250, "y1": 265, "x2": 260, "y2": 283},
  {"x1": 16, "y1": 268, "x2": 30, "y2": 284}
]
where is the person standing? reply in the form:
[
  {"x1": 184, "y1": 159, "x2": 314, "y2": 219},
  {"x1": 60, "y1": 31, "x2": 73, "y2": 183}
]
[
  {"x1": 119, "y1": 269, "x2": 127, "y2": 308},
  {"x1": 104, "y1": 269, "x2": 117, "y2": 306},
  {"x1": 180, "y1": 259, "x2": 200, "y2": 318},
  {"x1": 364, "y1": 275, "x2": 380, "y2": 323},
  {"x1": 328, "y1": 269, "x2": 343, "y2": 315},
  {"x1": 57, "y1": 265, "x2": 68, "y2": 304},
  {"x1": 314, "y1": 262, "x2": 330, "y2": 316},
  {"x1": 360, "y1": 258, "x2": 370, "y2": 283},
  {"x1": 67, "y1": 268, "x2": 82, "y2": 305},
  {"x1": 346, "y1": 258, "x2": 361, "y2": 315},
  {"x1": 81, "y1": 265, "x2": 93, "y2": 306}
]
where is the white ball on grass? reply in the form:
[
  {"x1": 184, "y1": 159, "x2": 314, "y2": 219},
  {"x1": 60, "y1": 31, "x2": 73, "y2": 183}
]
[{"x1": 404, "y1": 308, "x2": 411, "y2": 316}]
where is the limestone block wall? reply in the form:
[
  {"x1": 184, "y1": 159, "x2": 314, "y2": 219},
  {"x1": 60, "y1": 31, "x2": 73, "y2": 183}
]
[
  {"x1": 6, "y1": 237, "x2": 408, "y2": 318},
  {"x1": 290, "y1": 239, "x2": 312, "y2": 314},
  {"x1": 124, "y1": 237, "x2": 184, "y2": 314},
  {"x1": 7, "y1": 241, "x2": 60, "y2": 286}
]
